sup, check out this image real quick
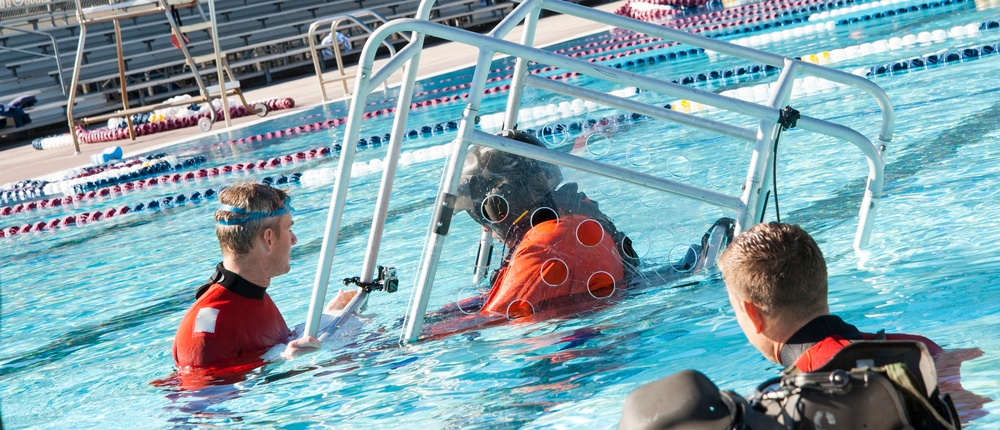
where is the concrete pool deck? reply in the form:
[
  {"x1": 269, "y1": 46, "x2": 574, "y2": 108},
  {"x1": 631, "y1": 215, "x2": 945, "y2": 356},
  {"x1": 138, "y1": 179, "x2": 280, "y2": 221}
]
[{"x1": 0, "y1": 1, "x2": 626, "y2": 186}]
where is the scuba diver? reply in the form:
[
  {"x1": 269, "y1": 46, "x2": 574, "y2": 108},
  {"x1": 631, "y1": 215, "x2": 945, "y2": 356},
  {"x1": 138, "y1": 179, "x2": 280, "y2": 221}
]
[{"x1": 618, "y1": 223, "x2": 965, "y2": 430}]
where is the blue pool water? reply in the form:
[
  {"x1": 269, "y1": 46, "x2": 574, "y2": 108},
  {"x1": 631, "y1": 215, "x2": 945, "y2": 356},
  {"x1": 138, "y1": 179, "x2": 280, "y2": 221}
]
[{"x1": 3, "y1": 0, "x2": 1000, "y2": 427}]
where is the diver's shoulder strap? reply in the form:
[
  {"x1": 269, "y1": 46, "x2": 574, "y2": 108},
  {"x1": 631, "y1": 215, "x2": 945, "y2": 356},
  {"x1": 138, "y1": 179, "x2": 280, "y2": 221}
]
[
  {"x1": 775, "y1": 340, "x2": 960, "y2": 430},
  {"x1": 880, "y1": 362, "x2": 959, "y2": 430}
]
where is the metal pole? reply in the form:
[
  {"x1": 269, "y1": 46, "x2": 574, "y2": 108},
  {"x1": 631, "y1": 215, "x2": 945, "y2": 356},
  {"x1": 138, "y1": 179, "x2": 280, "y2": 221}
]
[
  {"x1": 402, "y1": 47, "x2": 496, "y2": 343},
  {"x1": 66, "y1": 13, "x2": 87, "y2": 155},
  {"x1": 113, "y1": 19, "x2": 136, "y2": 141},
  {"x1": 737, "y1": 59, "x2": 800, "y2": 234},
  {"x1": 501, "y1": 3, "x2": 539, "y2": 130},
  {"x1": 307, "y1": 20, "x2": 331, "y2": 102},
  {"x1": 303, "y1": 45, "x2": 379, "y2": 339},
  {"x1": 208, "y1": 0, "x2": 231, "y2": 128}
]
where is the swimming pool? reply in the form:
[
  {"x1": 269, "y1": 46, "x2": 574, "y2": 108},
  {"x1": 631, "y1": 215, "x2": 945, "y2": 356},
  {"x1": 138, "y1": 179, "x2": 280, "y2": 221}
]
[{"x1": 3, "y1": 0, "x2": 1000, "y2": 427}]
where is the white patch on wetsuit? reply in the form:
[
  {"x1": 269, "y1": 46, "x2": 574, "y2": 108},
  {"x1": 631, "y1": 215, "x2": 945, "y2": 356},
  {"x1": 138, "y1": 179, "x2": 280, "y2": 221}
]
[{"x1": 194, "y1": 307, "x2": 220, "y2": 333}]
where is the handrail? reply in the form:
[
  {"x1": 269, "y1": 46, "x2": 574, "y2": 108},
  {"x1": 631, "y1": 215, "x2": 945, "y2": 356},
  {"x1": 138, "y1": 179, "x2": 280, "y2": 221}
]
[
  {"x1": 307, "y1": 10, "x2": 409, "y2": 102},
  {"x1": 540, "y1": 0, "x2": 895, "y2": 145},
  {"x1": 302, "y1": 0, "x2": 891, "y2": 343},
  {"x1": 0, "y1": 24, "x2": 67, "y2": 96},
  {"x1": 66, "y1": 0, "x2": 223, "y2": 153},
  {"x1": 304, "y1": 0, "x2": 445, "y2": 340}
]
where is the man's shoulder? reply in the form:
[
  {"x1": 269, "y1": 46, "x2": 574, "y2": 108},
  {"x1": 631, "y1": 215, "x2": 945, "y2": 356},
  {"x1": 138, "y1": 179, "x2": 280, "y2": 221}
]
[{"x1": 866, "y1": 332, "x2": 944, "y2": 355}]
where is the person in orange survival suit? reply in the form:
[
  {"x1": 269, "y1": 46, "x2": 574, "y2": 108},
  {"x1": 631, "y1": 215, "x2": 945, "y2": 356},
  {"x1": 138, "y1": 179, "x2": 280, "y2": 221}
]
[
  {"x1": 453, "y1": 129, "x2": 640, "y2": 321},
  {"x1": 172, "y1": 182, "x2": 355, "y2": 375}
]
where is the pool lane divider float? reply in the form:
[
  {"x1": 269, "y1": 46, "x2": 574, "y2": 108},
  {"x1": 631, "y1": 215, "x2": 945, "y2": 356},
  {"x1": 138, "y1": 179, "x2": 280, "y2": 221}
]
[
  {"x1": 0, "y1": 187, "x2": 219, "y2": 238},
  {"x1": 21, "y1": 16, "x2": 995, "y2": 213},
  {"x1": 664, "y1": 20, "x2": 1000, "y2": 111},
  {"x1": 860, "y1": 36, "x2": 1000, "y2": 78},
  {"x1": 0, "y1": 153, "x2": 180, "y2": 204},
  {"x1": 3, "y1": 0, "x2": 977, "y2": 202},
  {"x1": 3, "y1": 146, "x2": 338, "y2": 219},
  {"x1": 729, "y1": 0, "x2": 978, "y2": 49},
  {"x1": 606, "y1": 0, "x2": 975, "y2": 69},
  {"x1": 300, "y1": 109, "x2": 649, "y2": 186},
  {"x1": 810, "y1": 0, "x2": 973, "y2": 24},
  {"x1": 30, "y1": 98, "x2": 296, "y2": 150},
  {"x1": 0, "y1": 171, "x2": 313, "y2": 239},
  {"x1": 0, "y1": 180, "x2": 48, "y2": 205},
  {"x1": 24, "y1": 18, "x2": 992, "y2": 215},
  {"x1": 275, "y1": 0, "x2": 867, "y2": 119},
  {"x1": 343, "y1": 0, "x2": 964, "y2": 114},
  {"x1": 12, "y1": 21, "x2": 995, "y2": 234},
  {"x1": 376, "y1": 0, "x2": 964, "y2": 111}
]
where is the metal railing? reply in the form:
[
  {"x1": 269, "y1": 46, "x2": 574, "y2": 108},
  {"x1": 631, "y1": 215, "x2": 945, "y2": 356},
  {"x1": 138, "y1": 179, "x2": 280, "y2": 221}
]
[
  {"x1": 0, "y1": 24, "x2": 67, "y2": 96},
  {"x1": 302, "y1": 0, "x2": 892, "y2": 343},
  {"x1": 306, "y1": 10, "x2": 409, "y2": 102},
  {"x1": 65, "y1": 0, "x2": 258, "y2": 152}
]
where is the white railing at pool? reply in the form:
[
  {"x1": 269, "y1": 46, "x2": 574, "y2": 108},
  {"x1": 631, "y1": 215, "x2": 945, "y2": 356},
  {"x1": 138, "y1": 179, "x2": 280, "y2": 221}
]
[{"x1": 303, "y1": 0, "x2": 893, "y2": 343}]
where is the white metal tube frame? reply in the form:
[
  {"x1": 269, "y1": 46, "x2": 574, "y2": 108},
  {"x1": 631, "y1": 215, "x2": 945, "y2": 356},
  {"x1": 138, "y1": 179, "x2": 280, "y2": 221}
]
[
  {"x1": 304, "y1": 0, "x2": 890, "y2": 343},
  {"x1": 307, "y1": 10, "x2": 408, "y2": 102},
  {"x1": 0, "y1": 25, "x2": 67, "y2": 96},
  {"x1": 66, "y1": 0, "x2": 217, "y2": 153},
  {"x1": 303, "y1": 0, "x2": 441, "y2": 341}
]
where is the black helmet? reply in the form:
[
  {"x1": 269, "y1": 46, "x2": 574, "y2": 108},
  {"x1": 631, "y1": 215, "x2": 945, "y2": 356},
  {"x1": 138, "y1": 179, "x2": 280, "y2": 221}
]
[{"x1": 457, "y1": 130, "x2": 563, "y2": 237}]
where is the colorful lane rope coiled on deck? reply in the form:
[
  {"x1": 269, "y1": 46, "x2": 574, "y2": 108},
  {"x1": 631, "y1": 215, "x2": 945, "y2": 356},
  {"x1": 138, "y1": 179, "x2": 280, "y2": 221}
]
[{"x1": 30, "y1": 98, "x2": 295, "y2": 150}]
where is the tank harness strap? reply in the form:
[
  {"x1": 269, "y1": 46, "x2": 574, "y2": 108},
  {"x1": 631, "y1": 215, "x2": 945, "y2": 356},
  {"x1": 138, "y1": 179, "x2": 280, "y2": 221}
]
[{"x1": 880, "y1": 363, "x2": 959, "y2": 430}]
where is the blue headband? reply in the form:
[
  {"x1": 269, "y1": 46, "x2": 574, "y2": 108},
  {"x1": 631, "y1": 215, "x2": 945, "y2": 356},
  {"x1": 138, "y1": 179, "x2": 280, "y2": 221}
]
[{"x1": 217, "y1": 199, "x2": 294, "y2": 226}]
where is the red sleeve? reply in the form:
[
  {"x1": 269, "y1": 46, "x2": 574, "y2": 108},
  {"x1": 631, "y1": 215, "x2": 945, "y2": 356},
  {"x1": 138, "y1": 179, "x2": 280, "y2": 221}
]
[
  {"x1": 795, "y1": 335, "x2": 854, "y2": 372},
  {"x1": 173, "y1": 289, "x2": 240, "y2": 368},
  {"x1": 876, "y1": 333, "x2": 945, "y2": 357}
]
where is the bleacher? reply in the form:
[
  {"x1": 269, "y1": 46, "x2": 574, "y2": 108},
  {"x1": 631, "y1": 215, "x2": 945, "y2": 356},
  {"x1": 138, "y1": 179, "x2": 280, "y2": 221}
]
[{"x1": 0, "y1": 0, "x2": 530, "y2": 139}]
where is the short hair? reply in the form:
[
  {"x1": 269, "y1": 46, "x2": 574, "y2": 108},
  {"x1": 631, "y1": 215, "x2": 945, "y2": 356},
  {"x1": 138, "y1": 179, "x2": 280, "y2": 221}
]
[
  {"x1": 214, "y1": 182, "x2": 290, "y2": 256},
  {"x1": 717, "y1": 222, "x2": 828, "y2": 321}
]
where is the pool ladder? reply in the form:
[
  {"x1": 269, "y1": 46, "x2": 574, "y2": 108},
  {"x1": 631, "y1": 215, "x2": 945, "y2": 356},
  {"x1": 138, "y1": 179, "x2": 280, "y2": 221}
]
[
  {"x1": 303, "y1": 0, "x2": 894, "y2": 343},
  {"x1": 65, "y1": 0, "x2": 267, "y2": 154}
]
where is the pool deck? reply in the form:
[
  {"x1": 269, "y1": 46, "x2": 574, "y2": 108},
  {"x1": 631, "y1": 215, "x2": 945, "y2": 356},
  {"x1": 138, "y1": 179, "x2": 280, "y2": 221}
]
[{"x1": 0, "y1": 1, "x2": 626, "y2": 186}]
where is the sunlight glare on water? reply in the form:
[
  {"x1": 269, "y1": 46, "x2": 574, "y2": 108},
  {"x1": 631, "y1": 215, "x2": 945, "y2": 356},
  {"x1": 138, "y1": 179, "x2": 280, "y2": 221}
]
[{"x1": 3, "y1": 0, "x2": 1000, "y2": 427}]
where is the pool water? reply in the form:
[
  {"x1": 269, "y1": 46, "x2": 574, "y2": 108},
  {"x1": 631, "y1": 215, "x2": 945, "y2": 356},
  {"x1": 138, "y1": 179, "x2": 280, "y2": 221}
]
[{"x1": 3, "y1": 0, "x2": 1000, "y2": 427}]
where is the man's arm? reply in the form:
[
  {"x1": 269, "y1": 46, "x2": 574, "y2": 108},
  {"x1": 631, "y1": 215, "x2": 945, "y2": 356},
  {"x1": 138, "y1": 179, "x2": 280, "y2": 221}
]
[{"x1": 281, "y1": 290, "x2": 360, "y2": 358}]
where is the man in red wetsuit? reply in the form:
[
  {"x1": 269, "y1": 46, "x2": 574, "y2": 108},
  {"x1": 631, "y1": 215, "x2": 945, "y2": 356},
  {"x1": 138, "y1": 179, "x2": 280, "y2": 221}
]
[
  {"x1": 173, "y1": 183, "x2": 353, "y2": 372},
  {"x1": 717, "y1": 222, "x2": 942, "y2": 371},
  {"x1": 455, "y1": 129, "x2": 639, "y2": 321}
]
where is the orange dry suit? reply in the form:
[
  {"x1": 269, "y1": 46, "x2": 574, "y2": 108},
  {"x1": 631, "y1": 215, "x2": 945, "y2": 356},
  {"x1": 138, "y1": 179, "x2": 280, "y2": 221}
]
[{"x1": 480, "y1": 183, "x2": 638, "y2": 318}]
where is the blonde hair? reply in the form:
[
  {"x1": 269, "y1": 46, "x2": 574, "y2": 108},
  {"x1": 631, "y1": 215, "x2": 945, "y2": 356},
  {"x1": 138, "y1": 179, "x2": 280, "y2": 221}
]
[
  {"x1": 717, "y1": 222, "x2": 828, "y2": 321},
  {"x1": 214, "y1": 182, "x2": 289, "y2": 255}
]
